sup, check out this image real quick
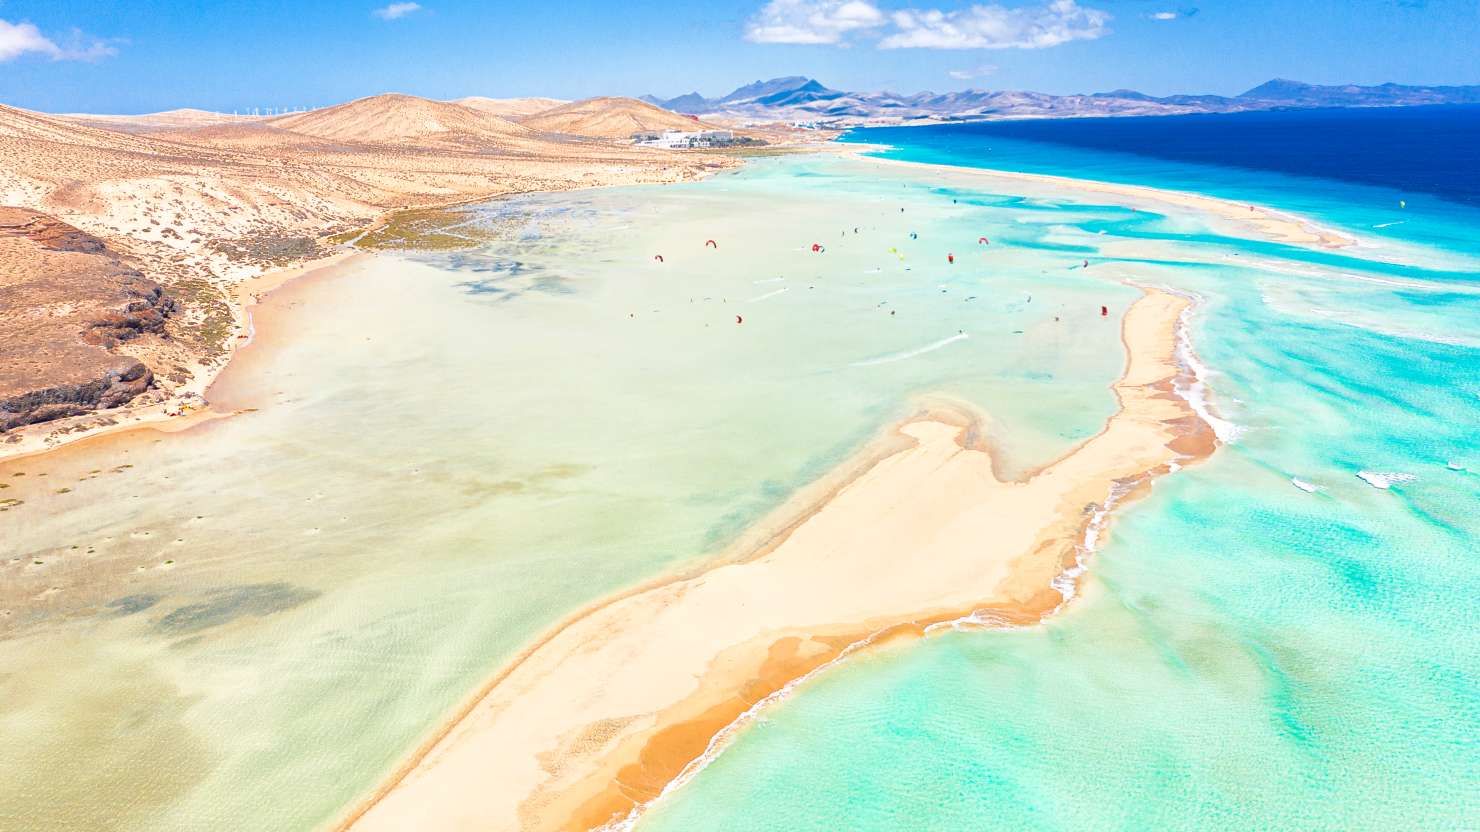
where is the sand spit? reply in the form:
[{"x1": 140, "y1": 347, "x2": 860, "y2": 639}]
[
  {"x1": 341, "y1": 288, "x2": 1213, "y2": 832},
  {"x1": 847, "y1": 148, "x2": 1356, "y2": 250}
]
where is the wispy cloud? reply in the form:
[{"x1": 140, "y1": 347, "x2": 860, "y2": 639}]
[
  {"x1": 0, "y1": 19, "x2": 118, "y2": 62},
  {"x1": 881, "y1": 1, "x2": 1109, "y2": 49},
  {"x1": 373, "y1": 2, "x2": 423, "y2": 21},
  {"x1": 1150, "y1": 10, "x2": 1178, "y2": 19},
  {"x1": 746, "y1": 1, "x2": 1110, "y2": 50},
  {"x1": 745, "y1": 0, "x2": 887, "y2": 44},
  {"x1": 948, "y1": 63, "x2": 998, "y2": 80}
]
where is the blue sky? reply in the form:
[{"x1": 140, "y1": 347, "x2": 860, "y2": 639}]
[{"x1": 2, "y1": 0, "x2": 1477, "y2": 113}]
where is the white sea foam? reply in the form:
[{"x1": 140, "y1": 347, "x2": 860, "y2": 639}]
[
  {"x1": 1172, "y1": 300, "x2": 1243, "y2": 443},
  {"x1": 1048, "y1": 477, "x2": 1137, "y2": 606},
  {"x1": 851, "y1": 332, "x2": 968, "y2": 367},
  {"x1": 1356, "y1": 471, "x2": 1417, "y2": 490},
  {"x1": 1372, "y1": 220, "x2": 1407, "y2": 229},
  {"x1": 1290, "y1": 477, "x2": 1320, "y2": 493}
]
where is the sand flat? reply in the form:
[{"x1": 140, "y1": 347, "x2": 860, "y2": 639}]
[{"x1": 341, "y1": 287, "x2": 1210, "y2": 832}]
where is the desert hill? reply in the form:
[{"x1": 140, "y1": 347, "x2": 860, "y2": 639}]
[
  {"x1": 59, "y1": 108, "x2": 261, "y2": 133},
  {"x1": 454, "y1": 96, "x2": 567, "y2": 119},
  {"x1": 267, "y1": 93, "x2": 533, "y2": 146},
  {"x1": 0, "y1": 93, "x2": 735, "y2": 446},
  {"x1": 520, "y1": 97, "x2": 717, "y2": 139}
]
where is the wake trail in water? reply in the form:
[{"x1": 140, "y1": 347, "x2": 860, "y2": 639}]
[
  {"x1": 748, "y1": 287, "x2": 789, "y2": 303},
  {"x1": 851, "y1": 333, "x2": 968, "y2": 367}
]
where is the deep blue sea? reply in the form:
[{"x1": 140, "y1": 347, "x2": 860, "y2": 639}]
[{"x1": 842, "y1": 105, "x2": 1480, "y2": 260}]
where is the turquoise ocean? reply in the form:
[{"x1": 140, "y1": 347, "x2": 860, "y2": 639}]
[{"x1": 636, "y1": 111, "x2": 1480, "y2": 831}]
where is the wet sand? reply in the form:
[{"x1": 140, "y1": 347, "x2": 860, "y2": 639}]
[{"x1": 339, "y1": 287, "x2": 1213, "y2": 832}]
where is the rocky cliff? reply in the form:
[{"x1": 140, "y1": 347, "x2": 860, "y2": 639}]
[{"x1": 0, "y1": 208, "x2": 176, "y2": 432}]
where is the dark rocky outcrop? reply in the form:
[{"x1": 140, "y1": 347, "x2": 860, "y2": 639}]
[
  {"x1": 83, "y1": 276, "x2": 177, "y2": 347},
  {"x1": 0, "y1": 208, "x2": 176, "y2": 432},
  {"x1": 1, "y1": 359, "x2": 153, "y2": 431}
]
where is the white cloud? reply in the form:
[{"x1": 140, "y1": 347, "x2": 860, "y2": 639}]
[
  {"x1": 1151, "y1": 11, "x2": 1178, "y2": 19},
  {"x1": 0, "y1": 19, "x2": 117, "y2": 62},
  {"x1": 745, "y1": 0, "x2": 887, "y2": 44},
  {"x1": 880, "y1": 0, "x2": 1110, "y2": 49},
  {"x1": 948, "y1": 63, "x2": 998, "y2": 79},
  {"x1": 373, "y1": 2, "x2": 423, "y2": 20}
]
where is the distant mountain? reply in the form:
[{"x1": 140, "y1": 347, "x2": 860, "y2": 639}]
[
  {"x1": 643, "y1": 76, "x2": 1480, "y2": 126},
  {"x1": 1238, "y1": 78, "x2": 1480, "y2": 107},
  {"x1": 641, "y1": 92, "x2": 708, "y2": 114},
  {"x1": 718, "y1": 76, "x2": 824, "y2": 104}
]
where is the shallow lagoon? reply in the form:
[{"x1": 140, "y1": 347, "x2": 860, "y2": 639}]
[
  {"x1": 4, "y1": 154, "x2": 1171, "y2": 830},
  {"x1": 635, "y1": 140, "x2": 1480, "y2": 830},
  {"x1": 4, "y1": 148, "x2": 1475, "y2": 830}
]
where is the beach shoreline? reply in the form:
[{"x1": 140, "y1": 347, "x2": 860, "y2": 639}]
[
  {"x1": 0, "y1": 164, "x2": 736, "y2": 466},
  {"x1": 0, "y1": 247, "x2": 366, "y2": 465},
  {"x1": 337, "y1": 282, "x2": 1216, "y2": 832}
]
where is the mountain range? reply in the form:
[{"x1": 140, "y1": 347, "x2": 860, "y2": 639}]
[{"x1": 643, "y1": 77, "x2": 1480, "y2": 125}]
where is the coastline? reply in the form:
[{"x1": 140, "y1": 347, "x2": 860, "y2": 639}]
[
  {"x1": 833, "y1": 142, "x2": 1358, "y2": 250},
  {"x1": 338, "y1": 285, "x2": 1215, "y2": 832},
  {"x1": 0, "y1": 248, "x2": 366, "y2": 465},
  {"x1": 2, "y1": 138, "x2": 1347, "y2": 468},
  {"x1": 0, "y1": 161, "x2": 741, "y2": 466}
]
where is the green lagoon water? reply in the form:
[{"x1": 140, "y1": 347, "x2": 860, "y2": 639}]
[{"x1": 2, "y1": 148, "x2": 1477, "y2": 831}]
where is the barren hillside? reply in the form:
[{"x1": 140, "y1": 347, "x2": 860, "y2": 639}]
[
  {"x1": 0, "y1": 94, "x2": 736, "y2": 449},
  {"x1": 454, "y1": 96, "x2": 568, "y2": 119},
  {"x1": 521, "y1": 96, "x2": 717, "y2": 138},
  {"x1": 268, "y1": 94, "x2": 534, "y2": 146}
]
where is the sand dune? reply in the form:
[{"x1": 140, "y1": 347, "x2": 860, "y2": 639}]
[
  {"x1": 342, "y1": 288, "x2": 1214, "y2": 832},
  {"x1": 454, "y1": 96, "x2": 568, "y2": 118},
  {"x1": 521, "y1": 96, "x2": 718, "y2": 138}
]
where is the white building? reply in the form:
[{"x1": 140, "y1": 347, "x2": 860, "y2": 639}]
[{"x1": 632, "y1": 130, "x2": 735, "y2": 149}]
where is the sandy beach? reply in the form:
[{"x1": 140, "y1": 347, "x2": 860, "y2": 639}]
[{"x1": 338, "y1": 286, "x2": 1212, "y2": 832}]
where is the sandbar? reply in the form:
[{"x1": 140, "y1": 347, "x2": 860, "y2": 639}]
[
  {"x1": 840, "y1": 145, "x2": 1356, "y2": 249},
  {"x1": 339, "y1": 286, "x2": 1213, "y2": 832}
]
